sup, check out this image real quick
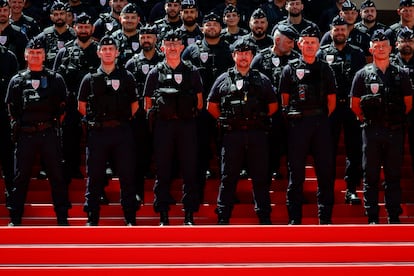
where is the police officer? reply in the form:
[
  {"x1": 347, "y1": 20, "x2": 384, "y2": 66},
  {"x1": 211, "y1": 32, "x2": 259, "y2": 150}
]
[
  {"x1": 317, "y1": 15, "x2": 366, "y2": 205},
  {"x1": 143, "y1": 29, "x2": 203, "y2": 226},
  {"x1": 53, "y1": 12, "x2": 100, "y2": 180},
  {"x1": 125, "y1": 24, "x2": 164, "y2": 204},
  {"x1": 354, "y1": 0, "x2": 391, "y2": 38},
  {"x1": 9, "y1": 0, "x2": 41, "y2": 39},
  {"x1": 279, "y1": 26, "x2": 337, "y2": 225},
  {"x1": 179, "y1": 0, "x2": 203, "y2": 47},
  {"x1": 351, "y1": 30, "x2": 413, "y2": 224},
  {"x1": 251, "y1": 23, "x2": 300, "y2": 180},
  {"x1": 182, "y1": 12, "x2": 234, "y2": 201},
  {"x1": 220, "y1": 4, "x2": 249, "y2": 45},
  {"x1": 155, "y1": 0, "x2": 182, "y2": 42},
  {"x1": 391, "y1": 28, "x2": 414, "y2": 174},
  {"x1": 0, "y1": 44, "x2": 18, "y2": 208},
  {"x1": 5, "y1": 38, "x2": 71, "y2": 226},
  {"x1": 207, "y1": 38, "x2": 278, "y2": 225},
  {"x1": 35, "y1": 1, "x2": 76, "y2": 69},
  {"x1": 111, "y1": 3, "x2": 142, "y2": 67},
  {"x1": 78, "y1": 35, "x2": 140, "y2": 226},
  {"x1": 241, "y1": 8, "x2": 273, "y2": 50},
  {"x1": 389, "y1": 0, "x2": 414, "y2": 43},
  {"x1": 92, "y1": 0, "x2": 129, "y2": 40}
]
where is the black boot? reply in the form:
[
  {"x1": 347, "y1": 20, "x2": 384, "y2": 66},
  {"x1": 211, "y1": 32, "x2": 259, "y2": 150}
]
[
  {"x1": 345, "y1": 190, "x2": 361, "y2": 205},
  {"x1": 124, "y1": 210, "x2": 136, "y2": 226},
  {"x1": 159, "y1": 211, "x2": 169, "y2": 226},
  {"x1": 86, "y1": 211, "x2": 99, "y2": 226},
  {"x1": 57, "y1": 210, "x2": 69, "y2": 226},
  {"x1": 184, "y1": 211, "x2": 194, "y2": 225}
]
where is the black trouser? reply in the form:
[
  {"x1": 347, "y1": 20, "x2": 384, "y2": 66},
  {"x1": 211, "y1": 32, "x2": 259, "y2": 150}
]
[{"x1": 0, "y1": 111, "x2": 14, "y2": 206}]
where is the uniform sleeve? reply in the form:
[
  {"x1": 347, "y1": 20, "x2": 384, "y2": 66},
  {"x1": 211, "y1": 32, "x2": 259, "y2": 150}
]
[
  {"x1": 78, "y1": 73, "x2": 92, "y2": 102},
  {"x1": 125, "y1": 71, "x2": 139, "y2": 103},
  {"x1": 400, "y1": 69, "x2": 414, "y2": 97},
  {"x1": 323, "y1": 63, "x2": 337, "y2": 95},
  {"x1": 279, "y1": 64, "x2": 294, "y2": 95},
  {"x1": 191, "y1": 66, "x2": 204, "y2": 94},
  {"x1": 54, "y1": 73, "x2": 68, "y2": 102},
  {"x1": 53, "y1": 47, "x2": 66, "y2": 72},
  {"x1": 260, "y1": 73, "x2": 277, "y2": 103},
  {"x1": 350, "y1": 69, "x2": 366, "y2": 98},
  {"x1": 143, "y1": 67, "x2": 159, "y2": 98},
  {"x1": 207, "y1": 72, "x2": 228, "y2": 103},
  {"x1": 250, "y1": 54, "x2": 263, "y2": 71}
]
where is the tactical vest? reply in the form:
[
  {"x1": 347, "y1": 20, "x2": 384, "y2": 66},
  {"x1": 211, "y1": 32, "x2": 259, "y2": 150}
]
[
  {"x1": 153, "y1": 61, "x2": 197, "y2": 120},
  {"x1": 260, "y1": 48, "x2": 284, "y2": 89},
  {"x1": 87, "y1": 69, "x2": 132, "y2": 122},
  {"x1": 360, "y1": 64, "x2": 405, "y2": 126},
  {"x1": 220, "y1": 68, "x2": 268, "y2": 129},
  {"x1": 287, "y1": 58, "x2": 328, "y2": 114}
]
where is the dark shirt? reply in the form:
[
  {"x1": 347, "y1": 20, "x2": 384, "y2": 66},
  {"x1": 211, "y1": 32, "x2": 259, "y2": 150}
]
[
  {"x1": 93, "y1": 13, "x2": 121, "y2": 40},
  {"x1": 10, "y1": 14, "x2": 41, "y2": 39},
  {"x1": 260, "y1": 1, "x2": 288, "y2": 29},
  {"x1": 320, "y1": 28, "x2": 371, "y2": 58},
  {"x1": 0, "y1": 24, "x2": 29, "y2": 70},
  {"x1": 111, "y1": 30, "x2": 141, "y2": 67},
  {"x1": 220, "y1": 27, "x2": 249, "y2": 45},
  {"x1": 0, "y1": 46, "x2": 19, "y2": 112}
]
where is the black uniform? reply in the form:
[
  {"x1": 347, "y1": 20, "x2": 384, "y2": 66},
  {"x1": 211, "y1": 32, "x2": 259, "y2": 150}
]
[
  {"x1": 280, "y1": 56, "x2": 337, "y2": 225},
  {"x1": 317, "y1": 41, "x2": 366, "y2": 203},
  {"x1": 350, "y1": 63, "x2": 413, "y2": 224},
  {"x1": 53, "y1": 39, "x2": 100, "y2": 180},
  {"x1": 111, "y1": 29, "x2": 141, "y2": 67},
  {"x1": 92, "y1": 13, "x2": 121, "y2": 40},
  {"x1": 0, "y1": 23, "x2": 29, "y2": 69},
  {"x1": 208, "y1": 66, "x2": 277, "y2": 224},
  {"x1": 179, "y1": 24, "x2": 204, "y2": 47},
  {"x1": 10, "y1": 14, "x2": 41, "y2": 39},
  {"x1": 0, "y1": 46, "x2": 18, "y2": 207},
  {"x1": 5, "y1": 66, "x2": 70, "y2": 226}
]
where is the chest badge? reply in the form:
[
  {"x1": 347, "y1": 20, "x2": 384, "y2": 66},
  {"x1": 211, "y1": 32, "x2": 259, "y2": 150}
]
[
  {"x1": 370, "y1": 83, "x2": 379, "y2": 94},
  {"x1": 0, "y1": 35, "x2": 7, "y2": 45},
  {"x1": 132, "y1": 42, "x2": 139, "y2": 51},
  {"x1": 272, "y1": 57, "x2": 280, "y2": 67},
  {"x1": 236, "y1": 79, "x2": 244, "y2": 90},
  {"x1": 326, "y1": 55, "x2": 334, "y2": 65},
  {"x1": 200, "y1": 52, "x2": 208, "y2": 63},
  {"x1": 105, "y1": 23, "x2": 114, "y2": 32},
  {"x1": 31, "y1": 79, "x2": 40, "y2": 90},
  {"x1": 100, "y1": 0, "x2": 106, "y2": 6},
  {"x1": 141, "y1": 64, "x2": 149, "y2": 75},
  {"x1": 174, "y1": 74, "x2": 182, "y2": 84},
  {"x1": 111, "y1": 79, "x2": 120, "y2": 90},
  {"x1": 296, "y1": 69, "x2": 305, "y2": 80}
]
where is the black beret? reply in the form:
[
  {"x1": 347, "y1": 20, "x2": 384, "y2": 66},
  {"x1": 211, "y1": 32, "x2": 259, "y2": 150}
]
[
  {"x1": 360, "y1": 0, "x2": 376, "y2": 9},
  {"x1": 181, "y1": 0, "x2": 197, "y2": 9},
  {"x1": 300, "y1": 25, "x2": 320, "y2": 38},
  {"x1": 400, "y1": 0, "x2": 414, "y2": 7},
  {"x1": 331, "y1": 15, "x2": 347, "y2": 27},
  {"x1": 202, "y1": 12, "x2": 221, "y2": 24},
  {"x1": 0, "y1": 0, "x2": 8, "y2": 7},
  {"x1": 26, "y1": 38, "x2": 45, "y2": 49},
  {"x1": 398, "y1": 27, "x2": 414, "y2": 40},
  {"x1": 140, "y1": 24, "x2": 158, "y2": 35},
  {"x1": 121, "y1": 3, "x2": 139, "y2": 14},
  {"x1": 276, "y1": 23, "x2": 299, "y2": 40},
  {"x1": 223, "y1": 4, "x2": 240, "y2": 16},
  {"x1": 99, "y1": 35, "x2": 119, "y2": 47},
  {"x1": 342, "y1": 0, "x2": 357, "y2": 11},
  {"x1": 65, "y1": 3, "x2": 73, "y2": 13},
  {"x1": 50, "y1": 1, "x2": 66, "y2": 13},
  {"x1": 75, "y1": 12, "x2": 92, "y2": 24},
  {"x1": 231, "y1": 38, "x2": 257, "y2": 54},
  {"x1": 371, "y1": 29, "x2": 389, "y2": 42},
  {"x1": 163, "y1": 29, "x2": 182, "y2": 42},
  {"x1": 250, "y1": 8, "x2": 266, "y2": 19}
]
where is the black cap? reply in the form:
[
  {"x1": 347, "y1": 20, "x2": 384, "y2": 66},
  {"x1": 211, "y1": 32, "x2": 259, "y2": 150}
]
[
  {"x1": 99, "y1": 35, "x2": 119, "y2": 47},
  {"x1": 75, "y1": 13, "x2": 92, "y2": 24},
  {"x1": 65, "y1": 3, "x2": 73, "y2": 13},
  {"x1": 50, "y1": 1, "x2": 66, "y2": 13},
  {"x1": 26, "y1": 37, "x2": 45, "y2": 49},
  {"x1": 360, "y1": 0, "x2": 376, "y2": 9},
  {"x1": 139, "y1": 24, "x2": 158, "y2": 35},
  {"x1": 331, "y1": 15, "x2": 347, "y2": 26},
  {"x1": 202, "y1": 12, "x2": 221, "y2": 24},
  {"x1": 163, "y1": 29, "x2": 182, "y2": 42},
  {"x1": 121, "y1": 3, "x2": 139, "y2": 14},
  {"x1": 398, "y1": 27, "x2": 414, "y2": 40},
  {"x1": 371, "y1": 29, "x2": 389, "y2": 41},
  {"x1": 400, "y1": 0, "x2": 414, "y2": 7},
  {"x1": 223, "y1": 4, "x2": 240, "y2": 16},
  {"x1": 342, "y1": 0, "x2": 357, "y2": 11},
  {"x1": 300, "y1": 25, "x2": 320, "y2": 38},
  {"x1": 250, "y1": 8, "x2": 267, "y2": 19},
  {"x1": 181, "y1": 0, "x2": 197, "y2": 9},
  {"x1": 276, "y1": 23, "x2": 299, "y2": 40},
  {"x1": 0, "y1": 0, "x2": 8, "y2": 7},
  {"x1": 231, "y1": 38, "x2": 257, "y2": 54}
]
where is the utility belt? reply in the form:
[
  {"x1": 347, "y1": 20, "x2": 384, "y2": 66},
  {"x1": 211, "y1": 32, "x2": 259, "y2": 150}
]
[
  {"x1": 287, "y1": 108, "x2": 324, "y2": 119},
  {"x1": 20, "y1": 121, "x2": 54, "y2": 133},
  {"x1": 87, "y1": 119, "x2": 124, "y2": 129},
  {"x1": 362, "y1": 120, "x2": 404, "y2": 130}
]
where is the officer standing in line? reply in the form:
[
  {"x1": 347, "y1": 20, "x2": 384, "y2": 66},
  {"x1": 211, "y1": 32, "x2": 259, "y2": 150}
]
[
  {"x1": 78, "y1": 35, "x2": 140, "y2": 226},
  {"x1": 251, "y1": 23, "x2": 300, "y2": 181},
  {"x1": 351, "y1": 30, "x2": 413, "y2": 224},
  {"x1": 154, "y1": 0, "x2": 182, "y2": 42},
  {"x1": 279, "y1": 26, "x2": 337, "y2": 225},
  {"x1": 317, "y1": 16, "x2": 366, "y2": 205},
  {"x1": 220, "y1": 4, "x2": 249, "y2": 45},
  {"x1": 389, "y1": 0, "x2": 414, "y2": 43},
  {"x1": 35, "y1": 1, "x2": 77, "y2": 69},
  {"x1": 9, "y1": 0, "x2": 41, "y2": 39},
  {"x1": 179, "y1": 0, "x2": 203, "y2": 47},
  {"x1": 5, "y1": 38, "x2": 71, "y2": 226},
  {"x1": 207, "y1": 38, "x2": 278, "y2": 225},
  {"x1": 241, "y1": 8, "x2": 273, "y2": 50},
  {"x1": 125, "y1": 24, "x2": 164, "y2": 204},
  {"x1": 0, "y1": 45, "x2": 18, "y2": 208},
  {"x1": 391, "y1": 28, "x2": 414, "y2": 174},
  {"x1": 143, "y1": 29, "x2": 203, "y2": 226},
  {"x1": 182, "y1": 12, "x2": 234, "y2": 201},
  {"x1": 92, "y1": 0, "x2": 129, "y2": 41},
  {"x1": 53, "y1": 12, "x2": 100, "y2": 181}
]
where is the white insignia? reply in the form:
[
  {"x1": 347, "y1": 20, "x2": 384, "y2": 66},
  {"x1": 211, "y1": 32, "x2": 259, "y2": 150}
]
[
  {"x1": 57, "y1": 41, "x2": 64, "y2": 49},
  {"x1": 272, "y1": 57, "x2": 280, "y2": 67},
  {"x1": 141, "y1": 64, "x2": 149, "y2": 75},
  {"x1": 31, "y1": 79, "x2": 40, "y2": 90},
  {"x1": 236, "y1": 79, "x2": 244, "y2": 90},
  {"x1": 296, "y1": 69, "x2": 305, "y2": 80},
  {"x1": 370, "y1": 83, "x2": 379, "y2": 94},
  {"x1": 0, "y1": 35, "x2": 7, "y2": 45},
  {"x1": 100, "y1": 0, "x2": 106, "y2": 6},
  {"x1": 132, "y1": 42, "x2": 139, "y2": 51},
  {"x1": 326, "y1": 55, "x2": 334, "y2": 65},
  {"x1": 111, "y1": 79, "x2": 120, "y2": 90},
  {"x1": 174, "y1": 74, "x2": 183, "y2": 84},
  {"x1": 200, "y1": 52, "x2": 209, "y2": 63},
  {"x1": 106, "y1": 23, "x2": 114, "y2": 31},
  {"x1": 187, "y1": 38, "x2": 195, "y2": 45}
]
